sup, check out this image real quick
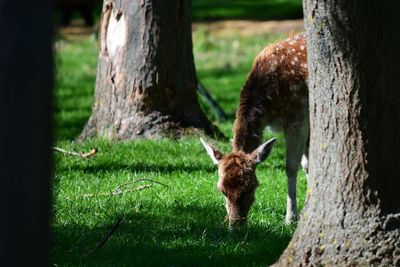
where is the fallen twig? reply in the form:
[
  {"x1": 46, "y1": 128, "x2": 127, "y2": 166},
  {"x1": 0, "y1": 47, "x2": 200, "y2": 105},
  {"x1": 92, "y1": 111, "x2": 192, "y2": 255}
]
[
  {"x1": 83, "y1": 217, "x2": 123, "y2": 257},
  {"x1": 81, "y1": 184, "x2": 153, "y2": 198},
  {"x1": 79, "y1": 178, "x2": 169, "y2": 198},
  {"x1": 52, "y1": 146, "x2": 97, "y2": 159},
  {"x1": 113, "y1": 178, "x2": 170, "y2": 193}
]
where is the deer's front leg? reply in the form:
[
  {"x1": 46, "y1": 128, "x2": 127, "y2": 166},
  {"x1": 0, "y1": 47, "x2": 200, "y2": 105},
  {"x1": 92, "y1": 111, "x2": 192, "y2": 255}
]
[{"x1": 284, "y1": 123, "x2": 308, "y2": 224}]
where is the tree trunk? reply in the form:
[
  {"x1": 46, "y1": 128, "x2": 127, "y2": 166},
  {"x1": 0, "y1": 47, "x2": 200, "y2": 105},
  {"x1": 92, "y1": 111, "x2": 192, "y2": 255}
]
[
  {"x1": 80, "y1": 0, "x2": 218, "y2": 140},
  {"x1": 274, "y1": 1, "x2": 400, "y2": 266},
  {"x1": 0, "y1": 0, "x2": 52, "y2": 266}
]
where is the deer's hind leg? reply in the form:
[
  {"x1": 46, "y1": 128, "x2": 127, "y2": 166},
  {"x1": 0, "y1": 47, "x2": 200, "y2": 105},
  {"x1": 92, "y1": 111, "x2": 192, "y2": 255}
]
[
  {"x1": 301, "y1": 134, "x2": 310, "y2": 179},
  {"x1": 284, "y1": 120, "x2": 309, "y2": 224}
]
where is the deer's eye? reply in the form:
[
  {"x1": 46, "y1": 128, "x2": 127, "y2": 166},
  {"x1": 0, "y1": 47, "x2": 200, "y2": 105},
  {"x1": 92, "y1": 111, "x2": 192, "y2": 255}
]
[{"x1": 221, "y1": 191, "x2": 227, "y2": 196}]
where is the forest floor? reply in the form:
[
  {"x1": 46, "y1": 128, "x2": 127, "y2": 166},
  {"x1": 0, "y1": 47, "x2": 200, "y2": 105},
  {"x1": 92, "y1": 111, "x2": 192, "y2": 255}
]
[
  {"x1": 52, "y1": 19, "x2": 306, "y2": 267},
  {"x1": 58, "y1": 19, "x2": 304, "y2": 41},
  {"x1": 194, "y1": 19, "x2": 303, "y2": 36}
]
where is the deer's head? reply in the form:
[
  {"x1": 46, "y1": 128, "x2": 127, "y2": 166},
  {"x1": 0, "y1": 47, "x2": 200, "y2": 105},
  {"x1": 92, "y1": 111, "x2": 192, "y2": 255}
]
[{"x1": 200, "y1": 138, "x2": 276, "y2": 226}]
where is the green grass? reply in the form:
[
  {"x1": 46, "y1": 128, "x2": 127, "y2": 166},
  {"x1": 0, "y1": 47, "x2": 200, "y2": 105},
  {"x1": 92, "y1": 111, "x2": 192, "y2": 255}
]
[
  {"x1": 54, "y1": 39, "x2": 97, "y2": 140},
  {"x1": 53, "y1": 29, "x2": 307, "y2": 266}
]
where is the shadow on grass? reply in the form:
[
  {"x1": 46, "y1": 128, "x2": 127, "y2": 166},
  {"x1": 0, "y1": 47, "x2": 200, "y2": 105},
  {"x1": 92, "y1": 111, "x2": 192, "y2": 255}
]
[
  {"x1": 52, "y1": 203, "x2": 291, "y2": 266},
  {"x1": 192, "y1": 0, "x2": 303, "y2": 22}
]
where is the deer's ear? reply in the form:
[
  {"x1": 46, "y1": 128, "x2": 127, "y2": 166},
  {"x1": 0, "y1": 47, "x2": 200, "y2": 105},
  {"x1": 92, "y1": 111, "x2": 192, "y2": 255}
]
[
  {"x1": 250, "y1": 138, "x2": 277, "y2": 164},
  {"x1": 200, "y1": 138, "x2": 224, "y2": 165}
]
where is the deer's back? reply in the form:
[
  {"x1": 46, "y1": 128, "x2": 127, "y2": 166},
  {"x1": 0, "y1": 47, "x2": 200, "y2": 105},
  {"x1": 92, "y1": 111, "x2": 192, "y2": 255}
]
[{"x1": 244, "y1": 33, "x2": 308, "y2": 130}]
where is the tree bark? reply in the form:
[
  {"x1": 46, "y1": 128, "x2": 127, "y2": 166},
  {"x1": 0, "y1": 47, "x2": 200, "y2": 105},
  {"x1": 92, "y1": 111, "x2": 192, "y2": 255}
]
[
  {"x1": 0, "y1": 0, "x2": 53, "y2": 266},
  {"x1": 274, "y1": 1, "x2": 400, "y2": 266},
  {"x1": 80, "y1": 0, "x2": 218, "y2": 140}
]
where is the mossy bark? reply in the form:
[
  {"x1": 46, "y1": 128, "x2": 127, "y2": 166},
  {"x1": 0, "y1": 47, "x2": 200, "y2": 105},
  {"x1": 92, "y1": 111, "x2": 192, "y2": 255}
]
[
  {"x1": 274, "y1": 1, "x2": 400, "y2": 266},
  {"x1": 80, "y1": 0, "x2": 218, "y2": 140}
]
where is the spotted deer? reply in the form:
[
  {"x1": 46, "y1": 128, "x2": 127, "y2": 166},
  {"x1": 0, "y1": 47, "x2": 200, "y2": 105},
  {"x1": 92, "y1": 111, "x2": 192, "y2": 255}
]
[{"x1": 201, "y1": 33, "x2": 309, "y2": 225}]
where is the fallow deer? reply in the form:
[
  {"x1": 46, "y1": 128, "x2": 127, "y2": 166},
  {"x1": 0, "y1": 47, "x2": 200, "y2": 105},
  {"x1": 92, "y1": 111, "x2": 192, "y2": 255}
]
[{"x1": 201, "y1": 33, "x2": 309, "y2": 225}]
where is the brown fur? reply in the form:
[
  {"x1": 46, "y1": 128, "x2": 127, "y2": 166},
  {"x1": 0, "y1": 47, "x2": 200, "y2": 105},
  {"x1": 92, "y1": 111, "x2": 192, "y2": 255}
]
[
  {"x1": 233, "y1": 33, "x2": 308, "y2": 153},
  {"x1": 218, "y1": 153, "x2": 256, "y2": 200}
]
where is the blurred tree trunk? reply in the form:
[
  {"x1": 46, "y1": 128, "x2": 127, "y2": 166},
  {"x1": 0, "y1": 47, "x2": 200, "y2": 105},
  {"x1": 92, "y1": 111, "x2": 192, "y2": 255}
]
[
  {"x1": 0, "y1": 0, "x2": 53, "y2": 266},
  {"x1": 274, "y1": 1, "x2": 400, "y2": 266},
  {"x1": 80, "y1": 0, "x2": 218, "y2": 140}
]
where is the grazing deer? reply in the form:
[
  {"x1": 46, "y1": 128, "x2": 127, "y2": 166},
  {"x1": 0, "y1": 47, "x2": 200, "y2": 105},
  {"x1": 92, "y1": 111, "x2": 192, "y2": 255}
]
[{"x1": 201, "y1": 33, "x2": 309, "y2": 225}]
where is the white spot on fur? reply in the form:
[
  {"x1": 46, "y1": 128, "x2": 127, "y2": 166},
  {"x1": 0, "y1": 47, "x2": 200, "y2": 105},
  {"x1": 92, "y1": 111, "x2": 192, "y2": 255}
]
[
  {"x1": 301, "y1": 155, "x2": 308, "y2": 171},
  {"x1": 290, "y1": 70, "x2": 295, "y2": 74},
  {"x1": 294, "y1": 56, "x2": 299, "y2": 61},
  {"x1": 291, "y1": 61, "x2": 295, "y2": 65},
  {"x1": 300, "y1": 45, "x2": 305, "y2": 50}
]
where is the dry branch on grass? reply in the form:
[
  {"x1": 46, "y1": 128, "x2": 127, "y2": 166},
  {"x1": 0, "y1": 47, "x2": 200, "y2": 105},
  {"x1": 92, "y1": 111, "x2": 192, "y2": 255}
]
[
  {"x1": 52, "y1": 146, "x2": 97, "y2": 159},
  {"x1": 83, "y1": 217, "x2": 123, "y2": 257},
  {"x1": 80, "y1": 178, "x2": 169, "y2": 198},
  {"x1": 81, "y1": 184, "x2": 153, "y2": 198},
  {"x1": 113, "y1": 178, "x2": 170, "y2": 192},
  {"x1": 81, "y1": 178, "x2": 169, "y2": 256}
]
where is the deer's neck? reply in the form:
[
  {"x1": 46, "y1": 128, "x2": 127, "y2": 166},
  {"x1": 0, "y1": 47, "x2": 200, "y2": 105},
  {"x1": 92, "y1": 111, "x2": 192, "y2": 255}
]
[{"x1": 232, "y1": 79, "x2": 268, "y2": 153}]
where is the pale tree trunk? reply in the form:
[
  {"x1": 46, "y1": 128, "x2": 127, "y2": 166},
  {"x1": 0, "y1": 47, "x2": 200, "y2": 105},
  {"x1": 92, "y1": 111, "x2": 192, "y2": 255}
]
[
  {"x1": 274, "y1": 1, "x2": 400, "y2": 266},
  {"x1": 80, "y1": 0, "x2": 218, "y2": 140},
  {"x1": 0, "y1": 0, "x2": 52, "y2": 266}
]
